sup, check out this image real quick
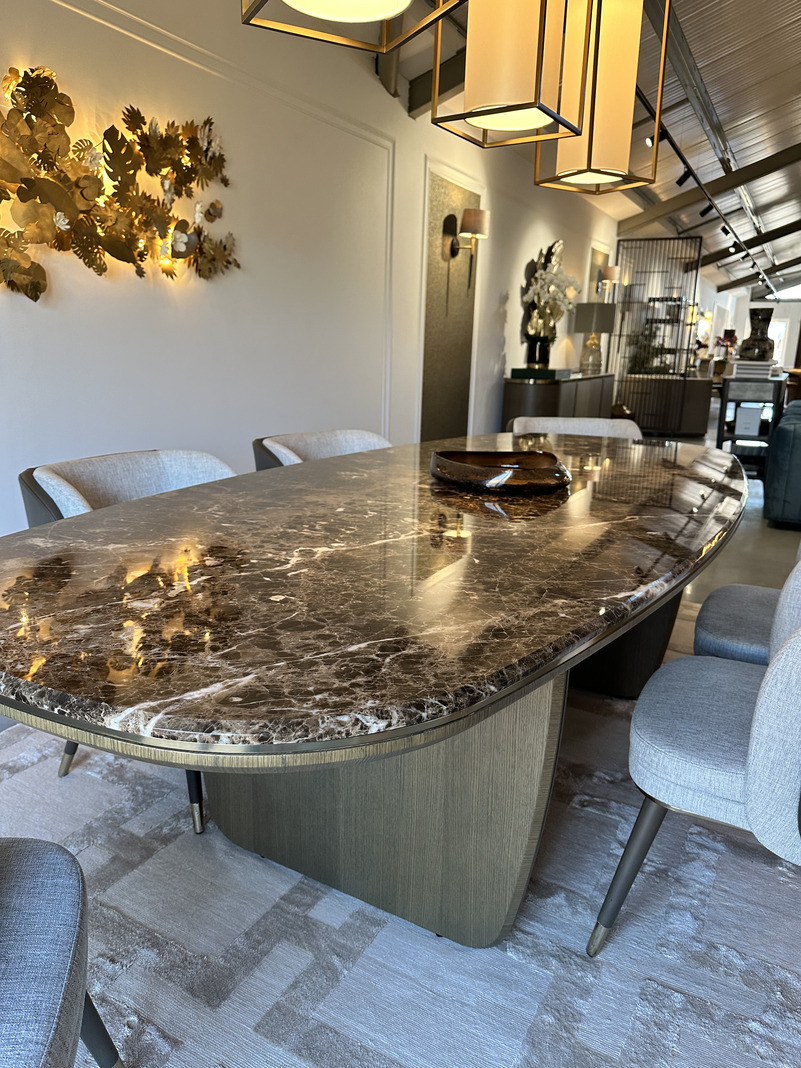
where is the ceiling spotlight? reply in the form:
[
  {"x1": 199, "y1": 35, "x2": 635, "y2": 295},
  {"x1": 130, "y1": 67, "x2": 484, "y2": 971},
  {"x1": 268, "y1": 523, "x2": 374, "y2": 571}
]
[
  {"x1": 699, "y1": 204, "x2": 713, "y2": 217},
  {"x1": 645, "y1": 134, "x2": 653, "y2": 148},
  {"x1": 728, "y1": 245, "x2": 736, "y2": 253},
  {"x1": 676, "y1": 168, "x2": 691, "y2": 187}
]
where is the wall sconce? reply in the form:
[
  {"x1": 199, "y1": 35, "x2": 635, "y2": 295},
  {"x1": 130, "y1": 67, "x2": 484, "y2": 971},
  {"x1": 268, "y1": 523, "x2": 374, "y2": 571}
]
[
  {"x1": 573, "y1": 301, "x2": 616, "y2": 374},
  {"x1": 534, "y1": 0, "x2": 670, "y2": 193},
  {"x1": 447, "y1": 208, "x2": 490, "y2": 290},
  {"x1": 432, "y1": 0, "x2": 593, "y2": 149},
  {"x1": 242, "y1": 0, "x2": 465, "y2": 54}
]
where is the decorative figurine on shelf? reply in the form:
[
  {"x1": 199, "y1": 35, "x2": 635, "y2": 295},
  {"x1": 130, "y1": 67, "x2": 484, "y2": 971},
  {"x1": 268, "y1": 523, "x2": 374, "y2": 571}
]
[
  {"x1": 739, "y1": 308, "x2": 775, "y2": 361},
  {"x1": 520, "y1": 240, "x2": 579, "y2": 368}
]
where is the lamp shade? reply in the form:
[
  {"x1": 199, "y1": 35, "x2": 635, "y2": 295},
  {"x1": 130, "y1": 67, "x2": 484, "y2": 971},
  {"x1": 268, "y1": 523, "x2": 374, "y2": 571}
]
[
  {"x1": 573, "y1": 302, "x2": 617, "y2": 334},
  {"x1": 535, "y1": 0, "x2": 670, "y2": 193},
  {"x1": 283, "y1": 0, "x2": 411, "y2": 20},
  {"x1": 459, "y1": 208, "x2": 490, "y2": 239},
  {"x1": 432, "y1": 0, "x2": 593, "y2": 149},
  {"x1": 602, "y1": 265, "x2": 620, "y2": 283},
  {"x1": 243, "y1": 0, "x2": 465, "y2": 55}
]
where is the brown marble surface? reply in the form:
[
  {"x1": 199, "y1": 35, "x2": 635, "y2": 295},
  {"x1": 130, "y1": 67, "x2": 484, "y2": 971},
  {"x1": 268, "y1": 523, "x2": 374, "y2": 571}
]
[{"x1": 0, "y1": 435, "x2": 745, "y2": 749}]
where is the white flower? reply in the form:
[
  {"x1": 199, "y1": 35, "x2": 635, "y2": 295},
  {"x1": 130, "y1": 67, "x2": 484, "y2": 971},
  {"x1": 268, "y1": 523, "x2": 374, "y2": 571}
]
[
  {"x1": 148, "y1": 117, "x2": 161, "y2": 139},
  {"x1": 54, "y1": 212, "x2": 71, "y2": 231},
  {"x1": 194, "y1": 202, "x2": 205, "y2": 227},
  {"x1": 86, "y1": 146, "x2": 103, "y2": 171},
  {"x1": 172, "y1": 230, "x2": 189, "y2": 253}
]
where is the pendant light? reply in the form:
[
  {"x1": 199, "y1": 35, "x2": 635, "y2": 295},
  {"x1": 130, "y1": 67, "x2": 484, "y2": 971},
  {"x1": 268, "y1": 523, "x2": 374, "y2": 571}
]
[
  {"x1": 432, "y1": 0, "x2": 593, "y2": 149},
  {"x1": 534, "y1": 0, "x2": 670, "y2": 191},
  {"x1": 242, "y1": 0, "x2": 465, "y2": 54}
]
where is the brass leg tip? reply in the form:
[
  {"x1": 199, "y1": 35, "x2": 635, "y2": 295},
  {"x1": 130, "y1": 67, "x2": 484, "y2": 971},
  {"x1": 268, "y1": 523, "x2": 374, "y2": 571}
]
[
  {"x1": 191, "y1": 802, "x2": 204, "y2": 834},
  {"x1": 586, "y1": 922, "x2": 610, "y2": 957},
  {"x1": 58, "y1": 753, "x2": 75, "y2": 777}
]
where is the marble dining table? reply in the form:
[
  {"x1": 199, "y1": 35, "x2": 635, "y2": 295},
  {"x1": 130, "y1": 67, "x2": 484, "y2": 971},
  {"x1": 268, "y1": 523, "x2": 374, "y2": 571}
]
[{"x1": 0, "y1": 434, "x2": 746, "y2": 946}]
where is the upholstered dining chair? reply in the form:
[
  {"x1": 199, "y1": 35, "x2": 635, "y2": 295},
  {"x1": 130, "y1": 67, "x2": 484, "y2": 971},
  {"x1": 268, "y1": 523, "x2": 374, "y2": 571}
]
[
  {"x1": 693, "y1": 544, "x2": 801, "y2": 665},
  {"x1": 0, "y1": 837, "x2": 125, "y2": 1068},
  {"x1": 18, "y1": 449, "x2": 236, "y2": 833},
  {"x1": 510, "y1": 416, "x2": 642, "y2": 438},
  {"x1": 586, "y1": 565, "x2": 801, "y2": 957},
  {"x1": 253, "y1": 429, "x2": 391, "y2": 470}
]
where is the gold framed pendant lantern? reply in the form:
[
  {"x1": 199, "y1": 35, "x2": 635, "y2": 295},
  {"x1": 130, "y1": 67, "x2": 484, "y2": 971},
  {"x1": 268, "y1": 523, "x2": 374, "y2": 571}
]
[
  {"x1": 431, "y1": 0, "x2": 593, "y2": 149},
  {"x1": 242, "y1": 0, "x2": 466, "y2": 54},
  {"x1": 534, "y1": 0, "x2": 670, "y2": 192}
]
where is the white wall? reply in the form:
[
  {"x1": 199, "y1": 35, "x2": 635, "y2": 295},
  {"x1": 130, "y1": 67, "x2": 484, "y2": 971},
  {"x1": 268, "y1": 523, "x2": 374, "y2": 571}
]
[{"x1": 1, "y1": 0, "x2": 617, "y2": 535}]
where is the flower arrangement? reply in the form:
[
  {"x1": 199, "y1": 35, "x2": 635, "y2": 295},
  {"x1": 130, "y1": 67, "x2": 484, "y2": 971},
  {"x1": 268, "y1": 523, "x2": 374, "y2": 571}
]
[
  {"x1": 521, "y1": 240, "x2": 580, "y2": 341},
  {"x1": 0, "y1": 65, "x2": 239, "y2": 302}
]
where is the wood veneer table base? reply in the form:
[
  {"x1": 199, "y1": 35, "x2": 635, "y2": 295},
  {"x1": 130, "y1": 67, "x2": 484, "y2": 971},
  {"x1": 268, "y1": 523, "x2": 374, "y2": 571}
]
[{"x1": 205, "y1": 675, "x2": 567, "y2": 948}]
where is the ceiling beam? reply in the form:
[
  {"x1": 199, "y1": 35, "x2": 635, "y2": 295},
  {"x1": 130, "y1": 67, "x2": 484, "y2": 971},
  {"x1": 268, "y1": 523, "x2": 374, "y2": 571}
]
[
  {"x1": 408, "y1": 47, "x2": 464, "y2": 117},
  {"x1": 618, "y1": 143, "x2": 801, "y2": 235},
  {"x1": 700, "y1": 219, "x2": 801, "y2": 268},
  {"x1": 716, "y1": 255, "x2": 801, "y2": 293}
]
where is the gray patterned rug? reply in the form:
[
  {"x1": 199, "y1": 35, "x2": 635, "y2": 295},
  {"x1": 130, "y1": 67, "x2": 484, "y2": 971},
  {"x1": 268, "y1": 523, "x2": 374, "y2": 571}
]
[{"x1": 1, "y1": 608, "x2": 800, "y2": 1068}]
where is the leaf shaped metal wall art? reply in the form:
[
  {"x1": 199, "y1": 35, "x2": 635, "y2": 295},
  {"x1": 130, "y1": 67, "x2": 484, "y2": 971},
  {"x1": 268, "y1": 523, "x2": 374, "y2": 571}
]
[{"x1": 0, "y1": 64, "x2": 240, "y2": 301}]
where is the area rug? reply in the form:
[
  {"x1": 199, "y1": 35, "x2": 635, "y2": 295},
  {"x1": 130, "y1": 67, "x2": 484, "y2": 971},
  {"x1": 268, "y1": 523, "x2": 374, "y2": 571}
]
[{"x1": 1, "y1": 612, "x2": 800, "y2": 1068}]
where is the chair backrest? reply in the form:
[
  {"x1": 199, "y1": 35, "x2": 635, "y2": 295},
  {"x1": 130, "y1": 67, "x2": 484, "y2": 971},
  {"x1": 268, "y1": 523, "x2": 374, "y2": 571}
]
[
  {"x1": 510, "y1": 416, "x2": 642, "y2": 439},
  {"x1": 253, "y1": 429, "x2": 391, "y2": 471},
  {"x1": 20, "y1": 449, "x2": 235, "y2": 526},
  {"x1": 769, "y1": 560, "x2": 801, "y2": 660},
  {"x1": 746, "y1": 625, "x2": 801, "y2": 864},
  {"x1": 0, "y1": 838, "x2": 87, "y2": 1068}
]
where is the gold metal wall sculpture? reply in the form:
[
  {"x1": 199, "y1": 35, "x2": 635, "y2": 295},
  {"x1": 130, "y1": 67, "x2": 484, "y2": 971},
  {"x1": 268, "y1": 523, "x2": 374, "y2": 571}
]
[{"x1": 0, "y1": 66, "x2": 240, "y2": 302}]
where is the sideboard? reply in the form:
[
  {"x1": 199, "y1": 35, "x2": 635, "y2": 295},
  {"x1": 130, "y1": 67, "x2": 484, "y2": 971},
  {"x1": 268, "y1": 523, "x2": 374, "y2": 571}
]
[{"x1": 501, "y1": 372, "x2": 614, "y2": 430}]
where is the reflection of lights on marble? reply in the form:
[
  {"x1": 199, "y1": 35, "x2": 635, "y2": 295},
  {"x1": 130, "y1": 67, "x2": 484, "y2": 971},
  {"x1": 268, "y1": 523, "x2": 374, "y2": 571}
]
[
  {"x1": 17, "y1": 611, "x2": 30, "y2": 639},
  {"x1": 25, "y1": 656, "x2": 46, "y2": 680}
]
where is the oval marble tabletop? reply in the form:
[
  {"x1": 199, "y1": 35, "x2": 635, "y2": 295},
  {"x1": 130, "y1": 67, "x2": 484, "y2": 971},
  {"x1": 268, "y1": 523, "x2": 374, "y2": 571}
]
[{"x1": 0, "y1": 435, "x2": 745, "y2": 757}]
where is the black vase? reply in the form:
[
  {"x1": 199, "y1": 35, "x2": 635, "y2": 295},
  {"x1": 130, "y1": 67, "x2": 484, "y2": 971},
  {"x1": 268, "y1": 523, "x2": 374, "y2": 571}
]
[{"x1": 526, "y1": 336, "x2": 551, "y2": 367}]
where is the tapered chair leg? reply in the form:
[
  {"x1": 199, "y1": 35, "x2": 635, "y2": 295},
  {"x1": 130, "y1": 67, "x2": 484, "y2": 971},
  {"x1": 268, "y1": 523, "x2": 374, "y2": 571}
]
[
  {"x1": 587, "y1": 794, "x2": 668, "y2": 957},
  {"x1": 58, "y1": 740, "x2": 79, "y2": 777},
  {"x1": 80, "y1": 991, "x2": 125, "y2": 1068},
  {"x1": 185, "y1": 769, "x2": 204, "y2": 834}
]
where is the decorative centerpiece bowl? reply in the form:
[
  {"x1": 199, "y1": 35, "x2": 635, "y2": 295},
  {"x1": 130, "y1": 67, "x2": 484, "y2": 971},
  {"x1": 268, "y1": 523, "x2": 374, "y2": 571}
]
[{"x1": 430, "y1": 450, "x2": 571, "y2": 495}]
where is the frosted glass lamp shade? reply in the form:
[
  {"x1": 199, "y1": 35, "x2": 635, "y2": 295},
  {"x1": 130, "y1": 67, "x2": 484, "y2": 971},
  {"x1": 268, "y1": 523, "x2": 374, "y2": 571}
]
[
  {"x1": 459, "y1": 209, "x2": 490, "y2": 239},
  {"x1": 283, "y1": 0, "x2": 411, "y2": 20}
]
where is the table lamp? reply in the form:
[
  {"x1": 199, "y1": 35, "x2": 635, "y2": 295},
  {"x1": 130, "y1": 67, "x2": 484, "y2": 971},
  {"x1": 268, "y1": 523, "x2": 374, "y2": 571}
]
[{"x1": 573, "y1": 302, "x2": 617, "y2": 374}]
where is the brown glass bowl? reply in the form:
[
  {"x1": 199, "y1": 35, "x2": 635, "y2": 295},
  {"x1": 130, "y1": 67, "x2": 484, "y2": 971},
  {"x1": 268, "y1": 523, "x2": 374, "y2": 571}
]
[{"x1": 430, "y1": 450, "x2": 572, "y2": 494}]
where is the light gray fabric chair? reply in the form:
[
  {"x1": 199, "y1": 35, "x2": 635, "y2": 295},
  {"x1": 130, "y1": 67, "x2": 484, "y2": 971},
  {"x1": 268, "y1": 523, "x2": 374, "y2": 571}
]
[
  {"x1": 510, "y1": 416, "x2": 642, "y2": 439},
  {"x1": 0, "y1": 837, "x2": 125, "y2": 1068},
  {"x1": 253, "y1": 429, "x2": 391, "y2": 471},
  {"x1": 694, "y1": 547, "x2": 801, "y2": 665},
  {"x1": 20, "y1": 449, "x2": 235, "y2": 527},
  {"x1": 587, "y1": 571, "x2": 801, "y2": 956},
  {"x1": 17, "y1": 449, "x2": 235, "y2": 831}
]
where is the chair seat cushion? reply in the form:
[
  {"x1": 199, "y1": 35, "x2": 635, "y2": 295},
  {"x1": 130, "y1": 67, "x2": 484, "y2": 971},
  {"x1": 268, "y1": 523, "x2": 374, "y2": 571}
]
[
  {"x1": 629, "y1": 656, "x2": 767, "y2": 826},
  {"x1": 693, "y1": 583, "x2": 779, "y2": 665},
  {"x1": 0, "y1": 838, "x2": 87, "y2": 1068}
]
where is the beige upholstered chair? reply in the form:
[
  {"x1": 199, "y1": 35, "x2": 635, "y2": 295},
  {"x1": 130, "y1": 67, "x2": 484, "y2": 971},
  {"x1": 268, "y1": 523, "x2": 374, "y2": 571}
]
[
  {"x1": 510, "y1": 416, "x2": 642, "y2": 439},
  {"x1": 253, "y1": 429, "x2": 390, "y2": 470}
]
